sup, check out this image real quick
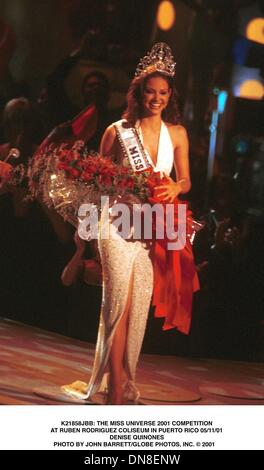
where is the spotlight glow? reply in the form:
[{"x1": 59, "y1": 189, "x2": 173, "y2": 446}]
[
  {"x1": 239, "y1": 79, "x2": 264, "y2": 100},
  {"x1": 246, "y1": 18, "x2": 264, "y2": 45},
  {"x1": 157, "y1": 1, "x2": 176, "y2": 31}
]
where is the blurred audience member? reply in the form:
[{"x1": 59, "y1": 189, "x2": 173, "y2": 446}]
[{"x1": 61, "y1": 231, "x2": 102, "y2": 287}]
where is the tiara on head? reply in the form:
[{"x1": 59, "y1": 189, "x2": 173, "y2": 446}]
[{"x1": 134, "y1": 42, "x2": 176, "y2": 79}]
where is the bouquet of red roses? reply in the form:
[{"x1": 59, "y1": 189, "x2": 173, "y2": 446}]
[
  {"x1": 22, "y1": 140, "x2": 154, "y2": 225},
  {"x1": 54, "y1": 140, "x2": 152, "y2": 201}
]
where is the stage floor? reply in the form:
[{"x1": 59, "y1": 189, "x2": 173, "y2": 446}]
[{"x1": 0, "y1": 317, "x2": 263, "y2": 405}]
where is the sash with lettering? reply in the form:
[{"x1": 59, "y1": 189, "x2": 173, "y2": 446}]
[{"x1": 114, "y1": 120, "x2": 153, "y2": 173}]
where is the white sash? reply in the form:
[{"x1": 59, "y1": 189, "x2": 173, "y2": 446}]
[{"x1": 114, "y1": 120, "x2": 153, "y2": 173}]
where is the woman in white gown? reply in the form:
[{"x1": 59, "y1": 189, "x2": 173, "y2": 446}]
[{"x1": 62, "y1": 43, "x2": 197, "y2": 404}]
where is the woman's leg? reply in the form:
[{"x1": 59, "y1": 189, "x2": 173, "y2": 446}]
[
  {"x1": 123, "y1": 245, "x2": 153, "y2": 399},
  {"x1": 108, "y1": 244, "x2": 153, "y2": 404},
  {"x1": 107, "y1": 271, "x2": 133, "y2": 404}
]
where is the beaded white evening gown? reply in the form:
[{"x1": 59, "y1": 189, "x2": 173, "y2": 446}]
[{"x1": 62, "y1": 121, "x2": 174, "y2": 402}]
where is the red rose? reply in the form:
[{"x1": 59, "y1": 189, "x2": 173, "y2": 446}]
[
  {"x1": 68, "y1": 167, "x2": 81, "y2": 179},
  {"x1": 57, "y1": 161, "x2": 70, "y2": 171},
  {"x1": 96, "y1": 174, "x2": 108, "y2": 186},
  {"x1": 81, "y1": 170, "x2": 94, "y2": 182}
]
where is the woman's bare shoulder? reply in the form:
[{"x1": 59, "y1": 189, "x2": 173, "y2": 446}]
[
  {"x1": 166, "y1": 123, "x2": 188, "y2": 147},
  {"x1": 100, "y1": 122, "x2": 122, "y2": 155},
  {"x1": 166, "y1": 123, "x2": 187, "y2": 135},
  {"x1": 103, "y1": 123, "x2": 117, "y2": 137},
  {"x1": 103, "y1": 119, "x2": 129, "y2": 138}
]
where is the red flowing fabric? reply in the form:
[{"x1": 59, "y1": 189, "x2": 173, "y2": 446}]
[
  {"x1": 147, "y1": 173, "x2": 199, "y2": 335},
  {"x1": 71, "y1": 104, "x2": 98, "y2": 141},
  {"x1": 36, "y1": 104, "x2": 98, "y2": 153}
]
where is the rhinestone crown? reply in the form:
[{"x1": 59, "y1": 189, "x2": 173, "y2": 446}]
[{"x1": 135, "y1": 42, "x2": 176, "y2": 79}]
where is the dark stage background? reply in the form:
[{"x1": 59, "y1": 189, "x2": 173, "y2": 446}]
[{"x1": 0, "y1": 0, "x2": 263, "y2": 362}]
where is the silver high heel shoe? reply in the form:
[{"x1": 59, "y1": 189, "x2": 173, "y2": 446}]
[{"x1": 61, "y1": 380, "x2": 89, "y2": 400}]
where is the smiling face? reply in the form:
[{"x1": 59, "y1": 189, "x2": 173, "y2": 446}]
[{"x1": 142, "y1": 75, "x2": 172, "y2": 117}]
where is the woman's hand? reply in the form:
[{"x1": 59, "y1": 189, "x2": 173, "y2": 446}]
[{"x1": 154, "y1": 176, "x2": 182, "y2": 203}]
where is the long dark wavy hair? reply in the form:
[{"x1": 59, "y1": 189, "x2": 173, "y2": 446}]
[{"x1": 122, "y1": 71, "x2": 181, "y2": 126}]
